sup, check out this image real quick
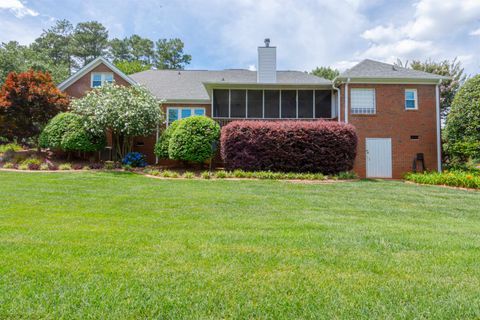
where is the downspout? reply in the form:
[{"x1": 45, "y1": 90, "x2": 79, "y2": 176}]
[
  {"x1": 435, "y1": 80, "x2": 442, "y2": 172},
  {"x1": 332, "y1": 79, "x2": 341, "y2": 122},
  {"x1": 344, "y1": 78, "x2": 350, "y2": 123}
]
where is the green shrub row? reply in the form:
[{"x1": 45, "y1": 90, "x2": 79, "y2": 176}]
[
  {"x1": 0, "y1": 142, "x2": 22, "y2": 153},
  {"x1": 145, "y1": 169, "x2": 357, "y2": 180},
  {"x1": 404, "y1": 171, "x2": 480, "y2": 189}
]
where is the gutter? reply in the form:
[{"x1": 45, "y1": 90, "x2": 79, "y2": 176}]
[{"x1": 344, "y1": 78, "x2": 350, "y2": 123}]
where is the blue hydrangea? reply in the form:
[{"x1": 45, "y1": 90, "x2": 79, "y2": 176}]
[{"x1": 122, "y1": 152, "x2": 147, "y2": 167}]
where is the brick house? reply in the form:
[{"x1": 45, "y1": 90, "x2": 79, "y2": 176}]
[{"x1": 58, "y1": 40, "x2": 447, "y2": 178}]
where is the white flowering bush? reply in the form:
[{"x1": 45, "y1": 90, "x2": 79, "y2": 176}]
[{"x1": 71, "y1": 83, "x2": 164, "y2": 159}]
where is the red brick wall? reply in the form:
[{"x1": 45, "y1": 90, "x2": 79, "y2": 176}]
[
  {"x1": 64, "y1": 63, "x2": 131, "y2": 98},
  {"x1": 340, "y1": 83, "x2": 439, "y2": 178}
]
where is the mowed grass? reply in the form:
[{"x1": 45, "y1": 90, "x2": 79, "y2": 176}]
[{"x1": 0, "y1": 172, "x2": 480, "y2": 319}]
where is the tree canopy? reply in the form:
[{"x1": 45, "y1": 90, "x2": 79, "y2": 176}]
[
  {"x1": 444, "y1": 75, "x2": 480, "y2": 166},
  {"x1": 311, "y1": 66, "x2": 339, "y2": 80},
  {"x1": 71, "y1": 83, "x2": 163, "y2": 159},
  {"x1": 0, "y1": 70, "x2": 69, "y2": 143}
]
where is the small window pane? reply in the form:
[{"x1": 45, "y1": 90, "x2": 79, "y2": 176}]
[
  {"x1": 315, "y1": 91, "x2": 332, "y2": 118},
  {"x1": 406, "y1": 100, "x2": 416, "y2": 109},
  {"x1": 264, "y1": 90, "x2": 279, "y2": 118},
  {"x1": 230, "y1": 90, "x2": 246, "y2": 118},
  {"x1": 181, "y1": 109, "x2": 192, "y2": 118},
  {"x1": 406, "y1": 91, "x2": 415, "y2": 100},
  {"x1": 213, "y1": 89, "x2": 229, "y2": 117},
  {"x1": 93, "y1": 74, "x2": 102, "y2": 81},
  {"x1": 194, "y1": 108, "x2": 205, "y2": 116},
  {"x1": 298, "y1": 90, "x2": 313, "y2": 118},
  {"x1": 104, "y1": 73, "x2": 114, "y2": 83},
  {"x1": 247, "y1": 90, "x2": 263, "y2": 118},
  {"x1": 92, "y1": 81, "x2": 102, "y2": 88},
  {"x1": 168, "y1": 109, "x2": 179, "y2": 124},
  {"x1": 281, "y1": 90, "x2": 296, "y2": 118}
]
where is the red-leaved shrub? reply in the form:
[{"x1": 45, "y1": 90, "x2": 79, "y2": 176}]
[{"x1": 221, "y1": 121, "x2": 357, "y2": 174}]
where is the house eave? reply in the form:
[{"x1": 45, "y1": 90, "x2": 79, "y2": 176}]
[{"x1": 336, "y1": 77, "x2": 448, "y2": 84}]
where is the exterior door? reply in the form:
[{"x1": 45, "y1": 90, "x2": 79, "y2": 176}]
[{"x1": 366, "y1": 138, "x2": 392, "y2": 178}]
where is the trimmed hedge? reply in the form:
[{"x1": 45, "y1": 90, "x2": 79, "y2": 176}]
[
  {"x1": 154, "y1": 120, "x2": 180, "y2": 159},
  {"x1": 168, "y1": 116, "x2": 220, "y2": 163},
  {"x1": 221, "y1": 120, "x2": 357, "y2": 174}
]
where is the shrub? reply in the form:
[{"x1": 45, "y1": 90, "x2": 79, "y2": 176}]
[
  {"x1": 104, "y1": 161, "x2": 116, "y2": 170},
  {"x1": 88, "y1": 163, "x2": 104, "y2": 170},
  {"x1": 40, "y1": 163, "x2": 49, "y2": 171},
  {"x1": 221, "y1": 120, "x2": 357, "y2": 174},
  {"x1": 39, "y1": 112, "x2": 105, "y2": 152},
  {"x1": 122, "y1": 164, "x2": 133, "y2": 171},
  {"x1": 18, "y1": 163, "x2": 28, "y2": 170},
  {"x1": 182, "y1": 171, "x2": 195, "y2": 179},
  {"x1": 122, "y1": 152, "x2": 147, "y2": 168},
  {"x1": 405, "y1": 171, "x2": 480, "y2": 189},
  {"x1": 47, "y1": 163, "x2": 58, "y2": 171},
  {"x1": 214, "y1": 170, "x2": 227, "y2": 179},
  {"x1": 200, "y1": 171, "x2": 211, "y2": 179},
  {"x1": 72, "y1": 163, "x2": 84, "y2": 170},
  {"x1": 2, "y1": 162, "x2": 15, "y2": 169},
  {"x1": 334, "y1": 171, "x2": 358, "y2": 180},
  {"x1": 154, "y1": 121, "x2": 181, "y2": 159},
  {"x1": 21, "y1": 158, "x2": 41, "y2": 170},
  {"x1": 161, "y1": 170, "x2": 176, "y2": 178},
  {"x1": 148, "y1": 169, "x2": 161, "y2": 176},
  {"x1": 0, "y1": 142, "x2": 22, "y2": 153},
  {"x1": 168, "y1": 116, "x2": 221, "y2": 163},
  {"x1": 59, "y1": 163, "x2": 72, "y2": 170}
]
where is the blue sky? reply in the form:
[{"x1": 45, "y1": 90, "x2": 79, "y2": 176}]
[{"x1": 1, "y1": 0, "x2": 480, "y2": 74}]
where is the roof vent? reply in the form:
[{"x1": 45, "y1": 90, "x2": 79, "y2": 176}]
[
  {"x1": 264, "y1": 38, "x2": 270, "y2": 47},
  {"x1": 392, "y1": 65, "x2": 397, "y2": 71}
]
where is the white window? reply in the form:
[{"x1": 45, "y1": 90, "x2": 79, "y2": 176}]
[
  {"x1": 91, "y1": 72, "x2": 114, "y2": 88},
  {"x1": 405, "y1": 89, "x2": 418, "y2": 110},
  {"x1": 351, "y1": 88, "x2": 376, "y2": 114},
  {"x1": 167, "y1": 107, "x2": 206, "y2": 125}
]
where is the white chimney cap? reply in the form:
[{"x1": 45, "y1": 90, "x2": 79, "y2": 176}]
[{"x1": 264, "y1": 38, "x2": 270, "y2": 47}]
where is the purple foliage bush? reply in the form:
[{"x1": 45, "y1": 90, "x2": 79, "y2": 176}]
[{"x1": 221, "y1": 120, "x2": 358, "y2": 174}]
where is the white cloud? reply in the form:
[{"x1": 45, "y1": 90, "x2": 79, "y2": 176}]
[
  {"x1": 470, "y1": 28, "x2": 480, "y2": 36},
  {"x1": 356, "y1": 0, "x2": 480, "y2": 72},
  {"x1": 0, "y1": 0, "x2": 38, "y2": 18}
]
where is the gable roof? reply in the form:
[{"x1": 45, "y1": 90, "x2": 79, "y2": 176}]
[
  {"x1": 337, "y1": 59, "x2": 449, "y2": 83},
  {"x1": 129, "y1": 69, "x2": 331, "y2": 102},
  {"x1": 57, "y1": 56, "x2": 137, "y2": 91}
]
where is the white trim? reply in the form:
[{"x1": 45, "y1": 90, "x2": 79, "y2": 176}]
[
  {"x1": 435, "y1": 82, "x2": 442, "y2": 172},
  {"x1": 404, "y1": 88, "x2": 418, "y2": 110},
  {"x1": 344, "y1": 80, "x2": 349, "y2": 123},
  {"x1": 58, "y1": 56, "x2": 137, "y2": 91},
  {"x1": 337, "y1": 77, "x2": 447, "y2": 84}
]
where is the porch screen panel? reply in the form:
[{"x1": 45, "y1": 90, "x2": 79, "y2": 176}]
[
  {"x1": 230, "y1": 90, "x2": 246, "y2": 118},
  {"x1": 213, "y1": 89, "x2": 229, "y2": 117},
  {"x1": 264, "y1": 90, "x2": 280, "y2": 118},
  {"x1": 247, "y1": 90, "x2": 263, "y2": 118},
  {"x1": 298, "y1": 90, "x2": 314, "y2": 118},
  {"x1": 281, "y1": 90, "x2": 296, "y2": 118},
  {"x1": 315, "y1": 91, "x2": 332, "y2": 118}
]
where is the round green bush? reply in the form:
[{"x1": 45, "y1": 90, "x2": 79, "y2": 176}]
[
  {"x1": 154, "y1": 120, "x2": 180, "y2": 159},
  {"x1": 444, "y1": 75, "x2": 480, "y2": 165},
  {"x1": 168, "y1": 116, "x2": 220, "y2": 163},
  {"x1": 40, "y1": 112, "x2": 105, "y2": 152}
]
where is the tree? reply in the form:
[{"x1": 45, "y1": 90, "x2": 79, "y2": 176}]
[
  {"x1": 311, "y1": 66, "x2": 339, "y2": 80},
  {"x1": 395, "y1": 58, "x2": 466, "y2": 119},
  {"x1": 71, "y1": 83, "x2": 163, "y2": 159},
  {"x1": 443, "y1": 75, "x2": 480, "y2": 166},
  {"x1": 155, "y1": 38, "x2": 191, "y2": 69},
  {"x1": 72, "y1": 21, "x2": 109, "y2": 67},
  {"x1": 31, "y1": 19, "x2": 75, "y2": 71},
  {"x1": 114, "y1": 60, "x2": 151, "y2": 75},
  {"x1": 109, "y1": 37, "x2": 131, "y2": 61},
  {"x1": 0, "y1": 70, "x2": 69, "y2": 143},
  {"x1": 128, "y1": 35, "x2": 155, "y2": 64}
]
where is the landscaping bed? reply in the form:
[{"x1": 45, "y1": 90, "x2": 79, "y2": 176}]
[{"x1": 404, "y1": 170, "x2": 480, "y2": 190}]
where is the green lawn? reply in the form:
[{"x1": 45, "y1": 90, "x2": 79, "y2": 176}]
[{"x1": 1, "y1": 171, "x2": 480, "y2": 319}]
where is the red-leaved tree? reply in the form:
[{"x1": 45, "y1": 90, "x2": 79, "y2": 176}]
[{"x1": 0, "y1": 70, "x2": 69, "y2": 143}]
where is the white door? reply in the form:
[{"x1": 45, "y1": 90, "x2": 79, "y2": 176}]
[{"x1": 366, "y1": 138, "x2": 392, "y2": 178}]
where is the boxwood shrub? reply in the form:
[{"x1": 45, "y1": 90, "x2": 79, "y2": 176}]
[
  {"x1": 154, "y1": 120, "x2": 181, "y2": 159},
  {"x1": 221, "y1": 120, "x2": 357, "y2": 174},
  {"x1": 168, "y1": 116, "x2": 220, "y2": 163}
]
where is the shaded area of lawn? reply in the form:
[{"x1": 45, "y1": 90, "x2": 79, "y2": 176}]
[{"x1": 0, "y1": 171, "x2": 479, "y2": 319}]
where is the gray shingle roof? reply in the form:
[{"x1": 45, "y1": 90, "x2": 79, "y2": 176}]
[
  {"x1": 338, "y1": 59, "x2": 449, "y2": 81},
  {"x1": 130, "y1": 69, "x2": 331, "y2": 101}
]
